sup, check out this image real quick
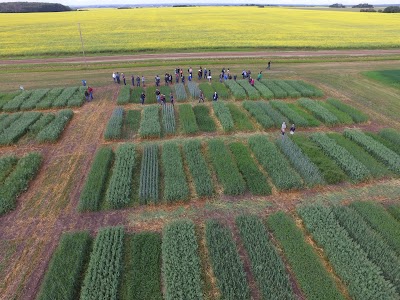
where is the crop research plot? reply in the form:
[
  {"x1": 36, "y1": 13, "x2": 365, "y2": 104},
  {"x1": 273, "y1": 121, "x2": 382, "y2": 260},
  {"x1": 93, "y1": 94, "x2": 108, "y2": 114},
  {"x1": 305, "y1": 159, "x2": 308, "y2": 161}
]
[{"x1": 2, "y1": 7, "x2": 400, "y2": 300}]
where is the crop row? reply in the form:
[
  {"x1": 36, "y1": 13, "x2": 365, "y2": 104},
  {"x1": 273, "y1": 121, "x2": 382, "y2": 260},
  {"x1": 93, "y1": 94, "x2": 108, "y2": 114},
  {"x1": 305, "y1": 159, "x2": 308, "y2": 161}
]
[
  {"x1": 162, "y1": 220, "x2": 203, "y2": 300},
  {"x1": 80, "y1": 227, "x2": 124, "y2": 300},
  {"x1": 224, "y1": 79, "x2": 247, "y2": 99},
  {"x1": 78, "y1": 147, "x2": 114, "y2": 211},
  {"x1": 236, "y1": 79, "x2": 260, "y2": 100},
  {"x1": 162, "y1": 104, "x2": 176, "y2": 134},
  {"x1": 139, "y1": 144, "x2": 159, "y2": 204},
  {"x1": 104, "y1": 107, "x2": 124, "y2": 140},
  {"x1": 236, "y1": 215, "x2": 294, "y2": 299},
  {"x1": 106, "y1": 99, "x2": 366, "y2": 141},
  {"x1": 162, "y1": 142, "x2": 189, "y2": 202},
  {"x1": 0, "y1": 152, "x2": 42, "y2": 215},
  {"x1": 249, "y1": 135, "x2": 303, "y2": 190},
  {"x1": 0, "y1": 110, "x2": 72, "y2": 145},
  {"x1": 105, "y1": 143, "x2": 136, "y2": 209},
  {"x1": 37, "y1": 232, "x2": 91, "y2": 300},
  {"x1": 298, "y1": 203, "x2": 398, "y2": 299},
  {"x1": 174, "y1": 83, "x2": 187, "y2": 101}
]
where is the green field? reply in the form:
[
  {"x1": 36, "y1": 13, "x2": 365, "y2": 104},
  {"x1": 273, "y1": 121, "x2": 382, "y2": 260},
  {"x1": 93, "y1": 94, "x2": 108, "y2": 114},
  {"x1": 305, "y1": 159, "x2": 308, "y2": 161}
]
[{"x1": 364, "y1": 69, "x2": 400, "y2": 89}]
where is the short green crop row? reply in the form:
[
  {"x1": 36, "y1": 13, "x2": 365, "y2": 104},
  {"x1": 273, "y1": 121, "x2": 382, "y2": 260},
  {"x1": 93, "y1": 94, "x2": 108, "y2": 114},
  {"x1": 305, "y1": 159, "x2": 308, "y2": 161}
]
[
  {"x1": 106, "y1": 143, "x2": 136, "y2": 209},
  {"x1": 36, "y1": 109, "x2": 73, "y2": 143},
  {"x1": 273, "y1": 80, "x2": 301, "y2": 98},
  {"x1": 379, "y1": 128, "x2": 400, "y2": 150},
  {"x1": 292, "y1": 134, "x2": 347, "y2": 184},
  {"x1": 193, "y1": 105, "x2": 216, "y2": 132},
  {"x1": 270, "y1": 100, "x2": 309, "y2": 127},
  {"x1": 267, "y1": 212, "x2": 345, "y2": 300},
  {"x1": 129, "y1": 232, "x2": 163, "y2": 300},
  {"x1": 327, "y1": 132, "x2": 392, "y2": 178},
  {"x1": 0, "y1": 152, "x2": 42, "y2": 215},
  {"x1": 162, "y1": 104, "x2": 176, "y2": 134},
  {"x1": 37, "y1": 232, "x2": 91, "y2": 300},
  {"x1": 285, "y1": 80, "x2": 315, "y2": 97},
  {"x1": 344, "y1": 129, "x2": 400, "y2": 174},
  {"x1": 132, "y1": 86, "x2": 146, "y2": 103},
  {"x1": 139, "y1": 105, "x2": 161, "y2": 138},
  {"x1": 162, "y1": 142, "x2": 189, "y2": 202},
  {"x1": 211, "y1": 82, "x2": 229, "y2": 99},
  {"x1": 162, "y1": 220, "x2": 204, "y2": 300},
  {"x1": 0, "y1": 111, "x2": 41, "y2": 145},
  {"x1": 298, "y1": 204, "x2": 398, "y2": 300},
  {"x1": 229, "y1": 142, "x2": 271, "y2": 195},
  {"x1": 327, "y1": 98, "x2": 368, "y2": 123},
  {"x1": 249, "y1": 135, "x2": 303, "y2": 190},
  {"x1": 20, "y1": 88, "x2": 49, "y2": 110},
  {"x1": 0, "y1": 155, "x2": 17, "y2": 184},
  {"x1": 29, "y1": 114, "x2": 55, "y2": 135},
  {"x1": 236, "y1": 215, "x2": 294, "y2": 299},
  {"x1": 253, "y1": 80, "x2": 274, "y2": 99},
  {"x1": 117, "y1": 86, "x2": 131, "y2": 104},
  {"x1": 310, "y1": 133, "x2": 370, "y2": 182},
  {"x1": 208, "y1": 139, "x2": 245, "y2": 195},
  {"x1": 36, "y1": 88, "x2": 63, "y2": 109},
  {"x1": 53, "y1": 87, "x2": 79, "y2": 108},
  {"x1": 67, "y1": 86, "x2": 86, "y2": 107},
  {"x1": 104, "y1": 107, "x2": 124, "y2": 140},
  {"x1": 179, "y1": 104, "x2": 198, "y2": 134},
  {"x1": 242, "y1": 101, "x2": 274, "y2": 128},
  {"x1": 225, "y1": 79, "x2": 247, "y2": 100},
  {"x1": 237, "y1": 79, "x2": 260, "y2": 100},
  {"x1": 388, "y1": 204, "x2": 400, "y2": 222},
  {"x1": 80, "y1": 227, "x2": 124, "y2": 300},
  {"x1": 2, "y1": 90, "x2": 32, "y2": 112},
  {"x1": 258, "y1": 101, "x2": 288, "y2": 127},
  {"x1": 212, "y1": 102, "x2": 234, "y2": 132},
  {"x1": 333, "y1": 205, "x2": 400, "y2": 293},
  {"x1": 298, "y1": 98, "x2": 339, "y2": 125},
  {"x1": 260, "y1": 79, "x2": 287, "y2": 98},
  {"x1": 139, "y1": 144, "x2": 159, "y2": 204},
  {"x1": 174, "y1": 83, "x2": 187, "y2": 101},
  {"x1": 205, "y1": 220, "x2": 250, "y2": 300},
  {"x1": 226, "y1": 103, "x2": 254, "y2": 131},
  {"x1": 276, "y1": 137, "x2": 325, "y2": 187},
  {"x1": 351, "y1": 201, "x2": 400, "y2": 256},
  {"x1": 198, "y1": 82, "x2": 215, "y2": 100},
  {"x1": 79, "y1": 147, "x2": 114, "y2": 211},
  {"x1": 183, "y1": 140, "x2": 213, "y2": 197},
  {"x1": 0, "y1": 113, "x2": 22, "y2": 134},
  {"x1": 187, "y1": 81, "x2": 201, "y2": 98}
]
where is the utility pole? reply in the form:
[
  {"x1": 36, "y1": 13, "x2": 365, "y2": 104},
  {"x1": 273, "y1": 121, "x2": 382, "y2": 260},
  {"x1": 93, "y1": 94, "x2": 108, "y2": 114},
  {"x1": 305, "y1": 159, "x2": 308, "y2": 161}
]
[{"x1": 78, "y1": 23, "x2": 87, "y2": 67}]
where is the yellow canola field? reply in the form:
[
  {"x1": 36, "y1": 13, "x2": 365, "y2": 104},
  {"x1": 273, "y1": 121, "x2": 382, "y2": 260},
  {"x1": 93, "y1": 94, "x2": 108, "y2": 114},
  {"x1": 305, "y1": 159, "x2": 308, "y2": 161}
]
[{"x1": 0, "y1": 6, "x2": 399, "y2": 57}]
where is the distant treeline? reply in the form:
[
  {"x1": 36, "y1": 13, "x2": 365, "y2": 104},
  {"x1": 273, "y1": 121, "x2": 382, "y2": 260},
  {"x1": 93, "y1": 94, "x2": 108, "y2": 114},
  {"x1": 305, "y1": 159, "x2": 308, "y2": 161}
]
[{"x1": 0, "y1": 2, "x2": 71, "y2": 13}]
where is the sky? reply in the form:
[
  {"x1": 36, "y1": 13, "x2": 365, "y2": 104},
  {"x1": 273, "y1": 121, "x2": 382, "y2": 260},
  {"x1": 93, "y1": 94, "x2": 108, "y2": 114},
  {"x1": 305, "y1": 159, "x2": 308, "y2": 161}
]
[{"x1": 0, "y1": 0, "x2": 399, "y2": 5}]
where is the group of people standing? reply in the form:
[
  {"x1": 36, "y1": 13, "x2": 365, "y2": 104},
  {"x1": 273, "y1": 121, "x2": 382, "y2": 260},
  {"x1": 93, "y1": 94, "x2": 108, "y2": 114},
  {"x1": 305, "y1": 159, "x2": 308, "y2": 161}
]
[
  {"x1": 155, "y1": 89, "x2": 174, "y2": 106},
  {"x1": 113, "y1": 72, "x2": 146, "y2": 87},
  {"x1": 281, "y1": 122, "x2": 296, "y2": 136}
]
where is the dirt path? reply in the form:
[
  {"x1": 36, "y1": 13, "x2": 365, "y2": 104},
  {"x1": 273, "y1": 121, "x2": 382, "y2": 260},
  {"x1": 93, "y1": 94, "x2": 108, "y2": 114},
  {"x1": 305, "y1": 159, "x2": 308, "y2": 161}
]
[{"x1": 1, "y1": 49, "x2": 400, "y2": 65}]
